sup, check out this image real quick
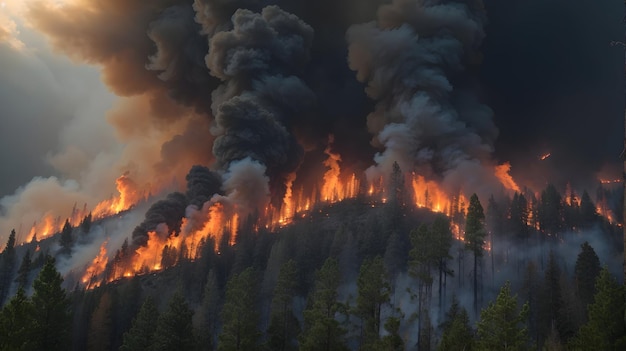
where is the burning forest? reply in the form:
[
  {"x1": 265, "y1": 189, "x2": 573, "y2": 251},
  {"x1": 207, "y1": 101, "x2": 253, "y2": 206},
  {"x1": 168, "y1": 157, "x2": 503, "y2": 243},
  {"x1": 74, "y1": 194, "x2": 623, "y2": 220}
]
[{"x1": 0, "y1": 0, "x2": 624, "y2": 350}]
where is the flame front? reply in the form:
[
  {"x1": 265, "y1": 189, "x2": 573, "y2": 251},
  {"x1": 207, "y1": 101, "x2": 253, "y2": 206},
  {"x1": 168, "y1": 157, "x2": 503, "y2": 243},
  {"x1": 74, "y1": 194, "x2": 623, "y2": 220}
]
[{"x1": 78, "y1": 145, "x2": 531, "y2": 288}]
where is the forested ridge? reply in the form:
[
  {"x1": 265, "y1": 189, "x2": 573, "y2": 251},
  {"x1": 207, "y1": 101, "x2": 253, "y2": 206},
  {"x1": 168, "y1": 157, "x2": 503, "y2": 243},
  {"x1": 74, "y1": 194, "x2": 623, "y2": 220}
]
[{"x1": 0, "y1": 182, "x2": 624, "y2": 350}]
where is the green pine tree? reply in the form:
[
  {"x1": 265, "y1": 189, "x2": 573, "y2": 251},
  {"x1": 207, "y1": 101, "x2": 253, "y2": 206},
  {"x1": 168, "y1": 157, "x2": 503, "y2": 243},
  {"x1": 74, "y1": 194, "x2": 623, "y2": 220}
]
[
  {"x1": 218, "y1": 267, "x2": 261, "y2": 351},
  {"x1": 152, "y1": 292, "x2": 195, "y2": 350},
  {"x1": 30, "y1": 256, "x2": 72, "y2": 351},
  {"x1": 267, "y1": 259, "x2": 300, "y2": 351},
  {"x1": 476, "y1": 281, "x2": 529, "y2": 351},
  {"x1": 120, "y1": 296, "x2": 159, "y2": 351},
  {"x1": 299, "y1": 257, "x2": 348, "y2": 351},
  {"x1": 0, "y1": 287, "x2": 34, "y2": 350},
  {"x1": 569, "y1": 267, "x2": 626, "y2": 350},
  {"x1": 438, "y1": 298, "x2": 474, "y2": 351},
  {"x1": 355, "y1": 256, "x2": 391, "y2": 350}
]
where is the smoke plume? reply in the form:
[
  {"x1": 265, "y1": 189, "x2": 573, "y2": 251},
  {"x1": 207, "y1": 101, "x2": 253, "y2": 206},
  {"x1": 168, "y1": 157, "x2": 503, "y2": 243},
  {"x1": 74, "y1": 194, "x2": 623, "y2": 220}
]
[{"x1": 347, "y1": 0, "x2": 503, "y2": 199}]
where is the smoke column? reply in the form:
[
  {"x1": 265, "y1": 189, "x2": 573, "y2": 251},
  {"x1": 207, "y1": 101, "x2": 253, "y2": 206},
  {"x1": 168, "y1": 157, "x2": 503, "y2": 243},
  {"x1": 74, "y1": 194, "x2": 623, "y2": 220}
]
[{"x1": 347, "y1": 0, "x2": 504, "y2": 199}]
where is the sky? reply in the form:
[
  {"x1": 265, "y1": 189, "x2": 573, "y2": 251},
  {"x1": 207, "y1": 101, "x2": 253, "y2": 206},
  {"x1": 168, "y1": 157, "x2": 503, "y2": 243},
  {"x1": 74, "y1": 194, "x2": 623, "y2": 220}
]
[{"x1": 0, "y1": 0, "x2": 623, "y2": 242}]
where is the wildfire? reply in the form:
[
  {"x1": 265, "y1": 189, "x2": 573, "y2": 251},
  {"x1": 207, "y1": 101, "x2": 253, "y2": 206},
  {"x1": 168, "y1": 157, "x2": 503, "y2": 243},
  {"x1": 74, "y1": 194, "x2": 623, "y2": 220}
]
[
  {"x1": 92, "y1": 172, "x2": 145, "y2": 219},
  {"x1": 77, "y1": 143, "x2": 532, "y2": 288},
  {"x1": 82, "y1": 240, "x2": 109, "y2": 289}
]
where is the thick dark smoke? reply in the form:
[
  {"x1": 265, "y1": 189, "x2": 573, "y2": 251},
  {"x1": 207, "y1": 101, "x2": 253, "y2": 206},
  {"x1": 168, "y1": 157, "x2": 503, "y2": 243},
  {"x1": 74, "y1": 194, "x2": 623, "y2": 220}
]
[
  {"x1": 206, "y1": 6, "x2": 315, "y2": 204},
  {"x1": 185, "y1": 165, "x2": 223, "y2": 208},
  {"x1": 10, "y1": 0, "x2": 621, "y2": 249},
  {"x1": 131, "y1": 192, "x2": 188, "y2": 248},
  {"x1": 347, "y1": 0, "x2": 503, "y2": 198}
]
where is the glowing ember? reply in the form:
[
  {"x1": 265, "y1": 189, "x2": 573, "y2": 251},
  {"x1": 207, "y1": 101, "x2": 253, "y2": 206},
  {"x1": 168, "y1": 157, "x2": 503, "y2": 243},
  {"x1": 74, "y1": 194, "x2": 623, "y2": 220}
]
[
  {"x1": 539, "y1": 152, "x2": 551, "y2": 161},
  {"x1": 600, "y1": 179, "x2": 621, "y2": 184}
]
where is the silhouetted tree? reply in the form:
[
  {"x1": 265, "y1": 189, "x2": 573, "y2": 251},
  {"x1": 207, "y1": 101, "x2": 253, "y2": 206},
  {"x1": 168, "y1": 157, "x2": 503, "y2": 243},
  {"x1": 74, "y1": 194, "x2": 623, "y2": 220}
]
[
  {"x1": 465, "y1": 194, "x2": 486, "y2": 314},
  {"x1": 59, "y1": 219, "x2": 74, "y2": 256},
  {"x1": 574, "y1": 242, "x2": 601, "y2": 310},
  {"x1": 16, "y1": 249, "x2": 32, "y2": 289}
]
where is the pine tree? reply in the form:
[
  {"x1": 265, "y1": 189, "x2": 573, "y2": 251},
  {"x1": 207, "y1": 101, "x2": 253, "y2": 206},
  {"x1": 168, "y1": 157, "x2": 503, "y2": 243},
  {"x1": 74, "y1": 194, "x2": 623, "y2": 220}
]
[
  {"x1": 476, "y1": 281, "x2": 529, "y2": 351},
  {"x1": 538, "y1": 184, "x2": 563, "y2": 237},
  {"x1": 120, "y1": 296, "x2": 159, "y2": 351},
  {"x1": 432, "y1": 215, "x2": 453, "y2": 309},
  {"x1": 59, "y1": 219, "x2": 74, "y2": 256},
  {"x1": 218, "y1": 267, "x2": 261, "y2": 351},
  {"x1": 0, "y1": 229, "x2": 17, "y2": 305},
  {"x1": 438, "y1": 298, "x2": 474, "y2": 351},
  {"x1": 579, "y1": 191, "x2": 599, "y2": 228},
  {"x1": 16, "y1": 249, "x2": 32, "y2": 289},
  {"x1": 267, "y1": 259, "x2": 300, "y2": 351},
  {"x1": 355, "y1": 256, "x2": 391, "y2": 350},
  {"x1": 299, "y1": 257, "x2": 348, "y2": 351},
  {"x1": 0, "y1": 287, "x2": 34, "y2": 350},
  {"x1": 30, "y1": 257, "x2": 72, "y2": 351},
  {"x1": 465, "y1": 193, "x2": 486, "y2": 314},
  {"x1": 574, "y1": 241, "x2": 601, "y2": 309},
  {"x1": 374, "y1": 316, "x2": 404, "y2": 351},
  {"x1": 152, "y1": 292, "x2": 196, "y2": 351},
  {"x1": 569, "y1": 267, "x2": 626, "y2": 350},
  {"x1": 540, "y1": 251, "x2": 562, "y2": 345}
]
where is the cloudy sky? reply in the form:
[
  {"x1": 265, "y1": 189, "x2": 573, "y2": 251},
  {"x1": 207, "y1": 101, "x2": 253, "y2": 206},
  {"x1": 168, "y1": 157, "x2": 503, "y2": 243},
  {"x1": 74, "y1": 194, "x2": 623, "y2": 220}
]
[{"x1": 0, "y1": 0, "x2": 623, "y2": 243}]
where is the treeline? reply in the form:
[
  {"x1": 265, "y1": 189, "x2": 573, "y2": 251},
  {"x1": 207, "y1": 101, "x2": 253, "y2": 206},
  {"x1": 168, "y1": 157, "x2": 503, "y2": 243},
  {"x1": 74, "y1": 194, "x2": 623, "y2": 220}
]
[{"x1": 0, "y1": 182, "x2": 624, "y2": 350}]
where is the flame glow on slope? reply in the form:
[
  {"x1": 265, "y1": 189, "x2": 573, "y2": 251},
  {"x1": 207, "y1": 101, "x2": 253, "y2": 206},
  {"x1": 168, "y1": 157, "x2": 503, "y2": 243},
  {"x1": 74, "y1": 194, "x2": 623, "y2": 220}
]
[{"x1": 80, "y1": 145, "x2": 523, "y2": 288}]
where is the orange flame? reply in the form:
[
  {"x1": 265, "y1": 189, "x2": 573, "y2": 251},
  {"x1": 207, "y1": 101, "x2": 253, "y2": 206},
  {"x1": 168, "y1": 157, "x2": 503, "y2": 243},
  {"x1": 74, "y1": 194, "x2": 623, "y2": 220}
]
[
  {"x1": 82, "y1": 240, "x2": 109, "y2": 289},
  {"x1": 92, "y1": 173, "x2": 145, "y2": 219},
  {"x1": 494, "y1": 163, "x2": 520, "y2": 192}
]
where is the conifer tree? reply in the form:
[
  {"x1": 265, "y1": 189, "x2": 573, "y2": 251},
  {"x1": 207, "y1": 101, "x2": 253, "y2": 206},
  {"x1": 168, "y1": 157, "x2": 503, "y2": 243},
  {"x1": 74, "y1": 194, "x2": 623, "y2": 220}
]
[
  {"x1": 569, "y1": 267, "x2": 626, "y2": 350},
  {"x1": 30, "y1": 257, "x2": 72, "y2": 351},
  {"x1": 0, "y1": 287, "x2": 34, "y2": 350},
  {"x1": 465, "y1": 194, "x2": 486, "y2": 314},
  {"x1": 355, "y1": 256, "x2": 390, "y2": 350},
  {"x1": 59, "y1": 219, "x2": 74, "y2": 256},
  {"x1": 0, "y1": 229, "x2": 17, "y2": 305},
  {"x1": 438, "y1": 298, "x2": 474, "y2": 351},
  {"x1": 476, "y1": 281, "x2": 529, "y2": 351},
  {"x1": 574, "y1": 241, "x2": 601, "y2": 309},
  {"x1": 120, "y1": 296, "x2": 159, "y2": 351},
  {"x1": 267, "y1": 259, "x2": 300, "y2": 351},
  {"x1": 299, "y1": 257, "x2": 348, "y2": 351},
  {"x1": 218, "y1": 267, "x2": 261, "y2": 351},
  {"x1": 16, "y1": 249, "x2": 32, "y2": 289},
  {"x1": 153, "y1": 292, "x2": 196, "y2": 351}
]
